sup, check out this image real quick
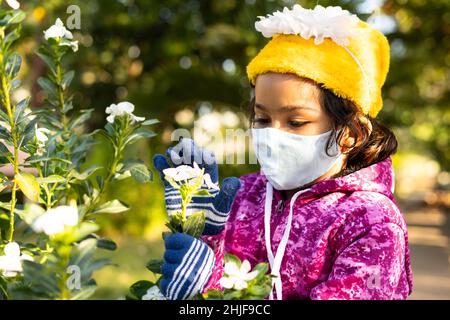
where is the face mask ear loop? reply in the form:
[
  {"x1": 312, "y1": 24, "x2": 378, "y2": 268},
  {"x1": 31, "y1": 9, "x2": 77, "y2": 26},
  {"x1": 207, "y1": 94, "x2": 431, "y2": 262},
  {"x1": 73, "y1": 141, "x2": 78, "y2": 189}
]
[
  {"x1": 264, "y1": 181, "x2": 311, "y2": 300},
  {"x1": 264, "y1": 182, "x2": 275, "y2": 300}
]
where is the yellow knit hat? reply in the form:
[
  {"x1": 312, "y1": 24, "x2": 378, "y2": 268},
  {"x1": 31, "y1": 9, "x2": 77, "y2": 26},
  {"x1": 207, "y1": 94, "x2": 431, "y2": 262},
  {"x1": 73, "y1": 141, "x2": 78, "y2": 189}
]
[{"x1": 246, "y1": 5, "x2": 390, "y2": 118}]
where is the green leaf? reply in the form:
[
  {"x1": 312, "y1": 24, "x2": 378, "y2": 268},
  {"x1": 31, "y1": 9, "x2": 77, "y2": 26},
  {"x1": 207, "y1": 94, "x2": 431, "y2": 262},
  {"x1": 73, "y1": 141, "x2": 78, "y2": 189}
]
[
  {"x1": 203, "y1": 289, "x2": 224, "y2": 300},
  {"x1": 95, "y1": 175, "x2": 104, "y2": 190},
  {"x1": 0, "y1": 201, "x2": 24, "y2": 217},
  {"x1": 37, "y1": 77, "x2": 57, "y2": 97},
  {"x1": 14, "y1": 97, "x2": 30, "y2": 124},
  {"x1": 0, "y1": 109, "x2": 10, "y2": 124},
  {"x1": 3, "y1": 28, "x2": 20, "y2": 51},
  {"x1": 104, "y1": 122, "x2": 115, "y2": 136},
  {"x1": 25, "y1": 156, "x2": 72, "y2": 165},
  {"x1": 71, "y1": 222, "x2": 100, "y2": 242},
  {"x1": 96, "y1": 238, "x2": 117, "y2": 251},
  {"x1": 193, "y1": 189, "x2": 211, "y2": 196},
  {"x1": 224, "y1": 253, "x2": 241, "y2": 268},
  {"x1": 182, "y1": 211, "x2": 205, "y2": 238},
  {"x1": 223, "y1": 290, "x2": 243, "y2": 300},
  {"x1": 0, "y1": 141, "x2": 13, "y2": 160},
  {"x1": 124, "y1": 128, "x2": 157, "y2": 145},
  {"x1": 69, "y1": 109, "x2": 94, "y2": 131},
  {"x1": 36, "y1": 175, "x2": 66, "y2": 184},
  {"x1": 92, "y1": 200, "x2": 129, "y2": 214},
  {"x1": 5, "y1": 53, "x2": 22, "y2": 79},
  {"x1": 9, "y1": 79, "x2": 21, "y2": 92},
  {"x1": 70, "y1": 238, "x2": 97, "y2": 267},
  {"x1": 62, "y1": 71, "x2": 75, "y2": 90},
  {"x1": 129, "y1": 280, "x2": 155, "y2": 299},
  {"x1": 16, "y1": 172, "x2": 40, "y2": 202},
  {"x1": 68, "y1": 165, "x2": 102, "y2": 181},
  {"x1": 36, "y1": 51, "x2": 56, "y2": 75},
  {"x1": 246, "y1": 285, "x2": 270, "y2": 297},
  {"x1": 141, "y1": 119, "x2": 160, "y2": 126},
  {"x1": 0, "y1": 10, "x2": 26, "y2": 26},
  {"x1": 129, "y1": 163, "x2": 152, "y2": 183},
  {"x1": 22, "y1": 260, "x2": 60, "y2": 298},
  {"x1": 18, "y1": 117, "x2": 38, "y2": 148},
  {"x1": 114, "y1": 170, "x2": 131, "y2": 180},
  {"x1": 146, "y1": 259, "x2": 163, "y2": 274},
  {"x1": 252, "y1": 262, "x2": 269, "y2": 281},
  {"x1": 62, "y1": 100, "x2": 73, "y2": 113}
]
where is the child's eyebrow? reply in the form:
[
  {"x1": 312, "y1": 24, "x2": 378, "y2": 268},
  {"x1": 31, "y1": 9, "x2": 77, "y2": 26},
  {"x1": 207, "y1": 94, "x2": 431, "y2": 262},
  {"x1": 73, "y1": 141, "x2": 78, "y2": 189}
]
[{"x1": 255, "y1": 103, "x2": 318, "y2": 113}]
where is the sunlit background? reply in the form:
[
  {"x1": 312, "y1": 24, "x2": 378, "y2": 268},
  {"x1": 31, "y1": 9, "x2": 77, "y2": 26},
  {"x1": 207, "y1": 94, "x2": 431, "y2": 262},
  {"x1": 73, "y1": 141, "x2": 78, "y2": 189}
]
[{"x1": 11, "y1": 0, "x2": 450, "y2": 299}]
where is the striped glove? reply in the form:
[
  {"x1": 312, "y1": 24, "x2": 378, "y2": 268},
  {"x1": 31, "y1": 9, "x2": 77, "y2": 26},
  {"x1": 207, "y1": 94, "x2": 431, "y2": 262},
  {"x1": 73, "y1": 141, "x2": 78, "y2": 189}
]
[
  {"x1": 161, "y1": 233, "x2": 215, "y2": 300},
  {"x1": 153, "y1": 138, "x2": 241, "y2": 235}
]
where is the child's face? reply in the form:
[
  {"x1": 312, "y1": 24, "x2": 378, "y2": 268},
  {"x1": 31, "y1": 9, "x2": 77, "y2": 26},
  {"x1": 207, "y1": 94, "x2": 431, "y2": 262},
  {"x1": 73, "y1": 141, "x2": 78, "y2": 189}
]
[{"x1": 253, "y1": 73, "x2": 332, "y2": 136}]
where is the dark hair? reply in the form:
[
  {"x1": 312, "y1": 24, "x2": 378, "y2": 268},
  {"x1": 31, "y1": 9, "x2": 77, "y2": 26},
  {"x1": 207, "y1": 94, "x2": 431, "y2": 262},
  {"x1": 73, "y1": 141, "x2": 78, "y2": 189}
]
[{"x1": 247, "y1": 82, "x2": 398, "y2": 178}]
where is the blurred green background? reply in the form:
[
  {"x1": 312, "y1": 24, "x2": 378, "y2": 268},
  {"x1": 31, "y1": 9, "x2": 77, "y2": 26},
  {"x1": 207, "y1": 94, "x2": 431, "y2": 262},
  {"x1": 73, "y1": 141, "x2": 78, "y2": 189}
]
[{"x1": 12, "y1": 0, "x2": 450, "y2": 299}]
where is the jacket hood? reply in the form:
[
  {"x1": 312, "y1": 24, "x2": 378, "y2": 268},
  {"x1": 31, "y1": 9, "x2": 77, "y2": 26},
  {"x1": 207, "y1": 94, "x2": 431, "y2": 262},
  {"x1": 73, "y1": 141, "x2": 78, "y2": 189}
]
[{"x1": 264, "y1": 156, "x2": 396, "y2": 203}]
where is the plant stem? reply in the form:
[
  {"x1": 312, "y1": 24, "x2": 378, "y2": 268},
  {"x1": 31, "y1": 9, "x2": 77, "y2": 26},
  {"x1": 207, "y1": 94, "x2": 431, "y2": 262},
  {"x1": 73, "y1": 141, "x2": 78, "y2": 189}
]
[
  {"x1": 0, "y1": 32, "x2": 20, "y2": 242},
  {"x1": 55, "y1": 54, "x2": 68, "y2": 135},
  {"x1": 85, "y1": 130, "x2": 124, "y2": 213}
]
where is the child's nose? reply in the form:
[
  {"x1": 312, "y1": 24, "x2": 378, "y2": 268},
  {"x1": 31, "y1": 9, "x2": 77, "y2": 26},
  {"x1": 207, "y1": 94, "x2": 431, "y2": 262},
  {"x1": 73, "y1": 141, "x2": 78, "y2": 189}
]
[{"x1": 270, "y1": 120, "x2": 282, "y2": 130}]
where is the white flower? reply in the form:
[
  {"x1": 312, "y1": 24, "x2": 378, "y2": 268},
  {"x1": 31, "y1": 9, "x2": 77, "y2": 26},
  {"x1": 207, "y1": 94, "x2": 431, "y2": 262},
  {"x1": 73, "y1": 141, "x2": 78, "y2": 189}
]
[
  {"x1": 105, "y1": 101, "x2": 145, "y2": 124},
  {"x1": 35, "y1": 125, "x2": 51, "y2": 156},
  {"x1": 163, "y1": 161, "x2": 219, "y2": 190},
  {"x1": 44, "y1": 18, "x2": 79, "y2": 52},
  {"x1": 163, "y1": 162, "x2": 202, "y2": 182},
  {"x1": 141, "y1": 286, "x2": 166, "y2": 300},
  {"x1": 5, "y1": 0, "x2": 20, "y2": 10},
  {"x1": 0, "y1": 242, "x2": 33, "y2": 277},
  {"x1": 255, "y1": 4, "x2": 360, "y2": 46},
  {"x1": 44, "y1": 18, "x2": 73, "y2": 40},
  {"x1": 202, "y1": 171, "x2": 219, "y2": 190},
  {"x1": 35, "y1": 125, "x2": 51, "y2": 145},
  {"x1": 66, "y1": 40, "x2": 79, "y2": 52},
  {"x1": 219, "y1": 260, "x2": 259, "y2": 290},
  {"x1": 32, "y1": 205, "x2": 79, "y2": 236}
]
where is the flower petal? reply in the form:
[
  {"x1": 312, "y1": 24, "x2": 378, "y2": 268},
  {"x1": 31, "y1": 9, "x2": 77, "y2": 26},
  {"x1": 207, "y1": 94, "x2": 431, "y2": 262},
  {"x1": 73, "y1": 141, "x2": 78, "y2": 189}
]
[
  {"x1": 244, "y1": 270, "x2": 259, "y2": 281},
  {"x1": 219, "y1": 277, "x2": 235, "y2": 289},
  {"x1": 234, "y1": 279, "x2": 248, "y2": 290},
  {"x1": 4, "y1": 242, "x2": 20, "y2": 257},
  {"x1": 224, "y1": 261, "x2": 240, "y2": 276},
  {"x1": 240, "y1": 260, "x2": 251, "y2": 273},
  {"x1": 6, "y1": 0, "x2": 20, "y2": 10}
]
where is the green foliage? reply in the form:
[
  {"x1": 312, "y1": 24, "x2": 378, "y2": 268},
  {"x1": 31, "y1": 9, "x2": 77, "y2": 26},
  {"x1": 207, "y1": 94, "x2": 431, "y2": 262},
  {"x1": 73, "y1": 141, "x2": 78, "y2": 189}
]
[
  {"x1": 127, "y1": 280, "x2": 156, "y2": 300},
  {"x1": 182, "y1": 210, "x2": 205, "y2": 239},
  {"x1": 200, "y1": 254, "x2": 274, "y2": 300},
  {"x1": 0, "y1": 5, "x2": 158, "y2": 300}
]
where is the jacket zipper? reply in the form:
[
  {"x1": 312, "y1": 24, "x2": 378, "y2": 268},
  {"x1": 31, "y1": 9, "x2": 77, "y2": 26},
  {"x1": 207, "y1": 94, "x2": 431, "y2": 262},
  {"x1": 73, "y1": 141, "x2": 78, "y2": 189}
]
[{"x1": 276, "y1": 199, "x2": 285, "y2": 214}]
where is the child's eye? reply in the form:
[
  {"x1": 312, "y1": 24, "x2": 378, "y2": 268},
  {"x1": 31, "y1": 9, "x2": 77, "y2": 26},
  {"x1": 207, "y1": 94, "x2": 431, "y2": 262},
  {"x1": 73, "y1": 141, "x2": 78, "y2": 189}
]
[
  {"x1": 288, "y1": 120, "x2": 307, "y2": 127},
  {"x1": 253, "y1": 117, "x2": 270, "y2": 126}
]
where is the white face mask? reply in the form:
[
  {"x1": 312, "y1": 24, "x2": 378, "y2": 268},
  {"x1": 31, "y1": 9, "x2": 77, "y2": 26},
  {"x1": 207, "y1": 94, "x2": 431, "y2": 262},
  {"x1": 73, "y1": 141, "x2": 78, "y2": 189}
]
[{"x1": 251, "y1": 127, "x2": 343, "y2": 190}]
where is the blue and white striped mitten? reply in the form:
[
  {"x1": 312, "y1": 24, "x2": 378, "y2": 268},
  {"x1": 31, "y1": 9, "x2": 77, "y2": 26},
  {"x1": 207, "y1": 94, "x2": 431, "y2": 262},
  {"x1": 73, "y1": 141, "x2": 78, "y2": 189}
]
[
  {"x1": 161, "y1": 233, "x2": 215, "y2": 300},
  {"x1": 153, "y1": 138, "x2": 241, "y2": 235}
]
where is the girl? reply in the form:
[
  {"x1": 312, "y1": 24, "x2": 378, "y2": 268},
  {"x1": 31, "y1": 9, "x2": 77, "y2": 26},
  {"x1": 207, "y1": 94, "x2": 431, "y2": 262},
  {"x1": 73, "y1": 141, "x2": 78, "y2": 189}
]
[{"x1": 153, "y1": 4, "x2": 413, "y2": 300}]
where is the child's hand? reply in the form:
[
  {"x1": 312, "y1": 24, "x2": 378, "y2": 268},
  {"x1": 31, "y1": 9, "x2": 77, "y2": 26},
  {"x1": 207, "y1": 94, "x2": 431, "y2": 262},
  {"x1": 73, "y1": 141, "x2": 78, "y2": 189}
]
[
  {"x1": 153, "y1": 138, "x2": 241, "y2": 235},
  {"x1": 160, "y1": 233, "x2": 215, "y2": 300}
]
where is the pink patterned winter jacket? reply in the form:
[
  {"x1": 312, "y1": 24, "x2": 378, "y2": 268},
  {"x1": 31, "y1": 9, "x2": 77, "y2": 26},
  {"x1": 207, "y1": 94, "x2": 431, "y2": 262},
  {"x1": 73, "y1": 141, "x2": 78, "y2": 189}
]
[{"x1": 201, "y1": 156, "x2": 413, "y2": 300}]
